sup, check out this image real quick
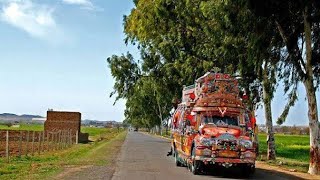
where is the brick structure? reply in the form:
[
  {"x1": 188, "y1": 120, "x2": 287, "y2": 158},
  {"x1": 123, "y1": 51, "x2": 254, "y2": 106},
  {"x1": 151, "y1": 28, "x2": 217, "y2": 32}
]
[
  {"x1": 44, "y1": 111, "x2": 89, "y2": 142},
  {"x1": 44, "y1": 111, "x2": 81, "y2": 133}
]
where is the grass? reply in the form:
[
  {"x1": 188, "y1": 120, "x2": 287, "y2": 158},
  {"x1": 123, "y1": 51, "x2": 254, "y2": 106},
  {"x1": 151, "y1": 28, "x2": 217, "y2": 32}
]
[
  {"x1": 81, "y1": 127, "x2": 123, "y2": 141},
  {"x1": 0, "y1": 124, "x2": 44, "y2": 131},
  {"x1": 81, "y1": 127, "x2": 109, "y2": 136},
  {"x1": 0, "y1": 124, "x2": 122, "y2": 137},
  {"x1": 67, "y1": 129, "x2": 126, "y2": 166},
  {"x1": 258, "y1": 133, "x2": 310, "y2": 172},
  {"x1": 0, "y1": 128, "x2": 127, "y2": 180}
]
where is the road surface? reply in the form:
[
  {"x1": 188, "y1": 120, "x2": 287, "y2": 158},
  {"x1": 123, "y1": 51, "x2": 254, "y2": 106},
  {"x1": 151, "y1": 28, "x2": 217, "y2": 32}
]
[{"x1": 111, "y1": 132, "x2": 305, "y2": 180}]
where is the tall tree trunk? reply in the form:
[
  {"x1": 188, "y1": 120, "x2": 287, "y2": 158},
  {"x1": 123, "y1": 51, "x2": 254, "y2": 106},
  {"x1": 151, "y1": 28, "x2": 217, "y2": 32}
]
[
  {"x1": 304, "y1": 78, "x2": 320, "y2": 175},
  {"x1": 304, "y1": 8, "x2": 320, "y2": 175},
  {"x1": 156, "y1": 98, "x2": 163, "y2": 135},
  {"x1": 263, "y1": 67, "x2": 276, "y2": 160},
  {"x1": 154, "y1": 85, "x2": 163, "y2": 135}
]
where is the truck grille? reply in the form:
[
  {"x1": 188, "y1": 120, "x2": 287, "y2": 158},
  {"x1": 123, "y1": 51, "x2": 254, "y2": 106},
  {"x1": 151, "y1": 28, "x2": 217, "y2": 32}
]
[{"x1": 217, "y1": 140, "x2": 238, "y2": 151}]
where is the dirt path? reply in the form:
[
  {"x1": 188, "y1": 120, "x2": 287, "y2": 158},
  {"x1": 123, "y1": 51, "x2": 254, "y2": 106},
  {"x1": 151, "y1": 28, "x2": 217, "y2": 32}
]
[
  {"x1": 255, "y1": 161, "x2": 320, "y2": 180},
  {"x1": 53, "y1": 132, "x2": 127, "y2": 180},
  {"x1": 54, "y1": 165, "x2": 115, "y2": 180}
]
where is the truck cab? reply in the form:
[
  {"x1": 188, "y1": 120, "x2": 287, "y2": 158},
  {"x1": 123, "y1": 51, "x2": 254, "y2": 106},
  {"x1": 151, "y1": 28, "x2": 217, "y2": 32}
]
[{"x1": 171, "y1": 71, "x2": 258, "y2": 176}]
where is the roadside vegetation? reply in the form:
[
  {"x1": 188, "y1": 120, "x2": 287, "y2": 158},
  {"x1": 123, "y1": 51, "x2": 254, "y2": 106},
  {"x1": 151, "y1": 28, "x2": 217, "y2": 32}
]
[
  {"x1": 258, "y1": 133, "x2": 309, "y2": 172},
  {"x1": 81, "y1": 126, "x2": 122, "y2": 141},
  {"x1": 0, "y1": 127, "x2": 127, "y2": 180},
  {"x1": 0, "y1": 124, "x2": 44, "y2": 131}
]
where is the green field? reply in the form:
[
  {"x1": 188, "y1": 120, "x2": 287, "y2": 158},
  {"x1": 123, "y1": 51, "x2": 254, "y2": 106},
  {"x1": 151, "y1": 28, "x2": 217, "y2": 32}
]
[
  {"x1": 258, "y1": 133, "x2": 310, "y2": 171},
  {"x1": 0, "y1": 127, "x2": 127, "y2": 180},
  {"x1": 81, "y1": 126, "x2": 122, "y2": 141},
  {"x1": 0, "y1": 124, "x2": 44, "y2": 131},
  {"x1": 0, "y1": 124, "x2": 118, "y2": 136}
]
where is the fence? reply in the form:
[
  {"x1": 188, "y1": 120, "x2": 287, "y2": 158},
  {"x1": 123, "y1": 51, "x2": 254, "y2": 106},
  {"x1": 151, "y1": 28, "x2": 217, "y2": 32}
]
[{"x1": 0, "y1": 129, "x2": 78, "y2": 162}]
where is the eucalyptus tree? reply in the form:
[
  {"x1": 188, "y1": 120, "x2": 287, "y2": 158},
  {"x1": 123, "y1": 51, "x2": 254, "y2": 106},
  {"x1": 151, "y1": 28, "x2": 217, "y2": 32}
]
[
  {"x1": 123, "y1": 0, "x2": 280, "y2": 160},
  {"x1": 107, "y1": 53, "x2": 140, "y2": 103},
  {"x1": 107, "y1": 52, "x2": 172, "y2": 130},
  {"x1": 200, "y1": 0, "x2": 288, "y2": 160},
  {"x1": 249, "y1": 0, "x2": 320, "y2": 174},
  {"x1": 124, "y1": 0, "x2": 234, "y2": 87},
  {"x1": 110, "y1": 0, "x2": 307, "y2": 163}
]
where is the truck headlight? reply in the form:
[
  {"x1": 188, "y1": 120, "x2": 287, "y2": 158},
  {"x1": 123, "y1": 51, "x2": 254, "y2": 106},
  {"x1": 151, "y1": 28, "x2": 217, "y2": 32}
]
[
  {"x1": 202, "y1": 148, "x2": 212, "y2": 156},
  {"x1": 200, "y1": 138, "x2": 211, "y2": 146},
  {"x1": 240, "y1": 140, "x2": 253, "y2": 149}
]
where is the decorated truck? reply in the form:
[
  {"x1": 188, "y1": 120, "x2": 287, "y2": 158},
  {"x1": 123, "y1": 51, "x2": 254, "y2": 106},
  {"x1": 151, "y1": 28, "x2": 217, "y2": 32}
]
[{"x1": 170, "y1": 69, "x2": 258, "y2": 176}]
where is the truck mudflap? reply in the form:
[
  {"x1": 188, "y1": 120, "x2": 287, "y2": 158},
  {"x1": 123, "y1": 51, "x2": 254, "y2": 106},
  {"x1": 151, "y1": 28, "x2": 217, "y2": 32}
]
[{"x1": 193, "y1": 156, "x2": 255, "y2": 165}]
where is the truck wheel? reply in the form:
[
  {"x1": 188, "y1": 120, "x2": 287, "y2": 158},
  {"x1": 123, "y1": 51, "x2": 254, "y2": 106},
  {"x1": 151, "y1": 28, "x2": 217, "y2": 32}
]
[
  {"x1": 174, "y1": 149, "x2": 182, "y2": 167},
  {"x1": 191, "y1": 160, "x2": 201, "y2": 175},
  {"x1": 242, "y1": 164, "x2": 255, "y2": 177},
  {"x1": 191, "y1": 147, "x2": 200, "y2": 175},
  {"x1": 251, "y1": 165, "x2": 255, "y2": 174}
]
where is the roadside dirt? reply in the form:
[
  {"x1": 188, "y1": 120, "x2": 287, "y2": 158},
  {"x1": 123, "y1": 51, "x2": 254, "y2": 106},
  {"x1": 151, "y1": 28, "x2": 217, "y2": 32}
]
[
  {"x1": 256, "y1": 161, "x2": 320, "y2": 180},
  {"x1": 54, "y1": 165, "x2": 115, "y2": 180},
  {"x1": 54, "y1": 165, "x2": 93, "y2": 179},
  {"x1": 53, "y1": 132, "x2": 126, "y2": 180}
]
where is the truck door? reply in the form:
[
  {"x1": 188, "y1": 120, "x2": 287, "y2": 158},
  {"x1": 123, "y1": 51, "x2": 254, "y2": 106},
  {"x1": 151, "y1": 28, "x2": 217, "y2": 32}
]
[
  {"x1": 177, "y1": 110, "x2": 185, "y2": 153},
  {"x1": 183, "y1": 113, "x2": 198, "y2": 156},
  {"x1": 182, "y1": 121, "x2": 191, "y2": 156},
  {"x1": 173, "y1": 107, "x2": 184, "y2": 153}
]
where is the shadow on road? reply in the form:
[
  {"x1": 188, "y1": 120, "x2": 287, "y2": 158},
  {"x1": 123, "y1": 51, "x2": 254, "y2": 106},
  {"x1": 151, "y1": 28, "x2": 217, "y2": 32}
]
[
  {"x1": 196, "y1": 167, "x2": 306, "y2": 179},
  {"x1": 254, "y1": 168, "x2": 306, "y2": 180}
]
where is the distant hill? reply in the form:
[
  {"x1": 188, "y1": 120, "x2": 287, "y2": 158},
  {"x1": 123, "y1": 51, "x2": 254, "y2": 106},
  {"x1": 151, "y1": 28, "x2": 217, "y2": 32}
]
[{"x1": 0, "y1": 113, "x2": 43, "y2": 121}]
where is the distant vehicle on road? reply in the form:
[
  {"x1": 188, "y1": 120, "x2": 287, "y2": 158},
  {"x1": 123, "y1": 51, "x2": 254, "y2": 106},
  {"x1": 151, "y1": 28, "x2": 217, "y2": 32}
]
[
  {"x1": 170, "y1": 70, "x2": 258, "y2": 176},
  {"x1": 134, "y1": 128, "x2": 138, "y2": 132}
]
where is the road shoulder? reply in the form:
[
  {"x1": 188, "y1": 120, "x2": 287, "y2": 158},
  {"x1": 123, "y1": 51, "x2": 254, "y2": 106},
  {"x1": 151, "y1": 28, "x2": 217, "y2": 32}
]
[{"x1": 53, "y1": 131, "x2": 128, "y2": 180}]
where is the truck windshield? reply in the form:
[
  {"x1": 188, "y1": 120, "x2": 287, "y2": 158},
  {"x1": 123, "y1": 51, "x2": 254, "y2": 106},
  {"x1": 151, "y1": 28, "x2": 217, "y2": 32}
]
[{"x1": 201, "y1": 115, "x2": 239, "y2": 126}]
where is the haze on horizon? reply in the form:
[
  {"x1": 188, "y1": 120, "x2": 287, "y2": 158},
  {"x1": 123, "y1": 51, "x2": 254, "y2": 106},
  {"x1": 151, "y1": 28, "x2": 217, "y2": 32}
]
[{"x1": 0, "y1": 0, "x2": 319, "y2": 125}]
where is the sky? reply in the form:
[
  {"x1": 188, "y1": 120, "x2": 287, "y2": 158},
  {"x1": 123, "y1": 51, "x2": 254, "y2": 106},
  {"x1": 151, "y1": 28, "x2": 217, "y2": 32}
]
[
  {"x1": 0, "y1": 0, "x2": 319, "y2": 125},
  {"x1": 0, "y1": 0, "x2": 138, "y2": 121}
]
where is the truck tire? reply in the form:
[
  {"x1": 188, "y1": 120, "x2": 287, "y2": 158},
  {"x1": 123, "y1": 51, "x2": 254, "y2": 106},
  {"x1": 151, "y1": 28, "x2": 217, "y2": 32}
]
[
  {"x1": 242, "y1": 164, "x2": 255, "y2": 177},
  {"x1": 191, "y1": 147, "x2": 200, "y2": 175},
  {"x1": 191, "y1": 160, "x2": 201, "y2": 175}
]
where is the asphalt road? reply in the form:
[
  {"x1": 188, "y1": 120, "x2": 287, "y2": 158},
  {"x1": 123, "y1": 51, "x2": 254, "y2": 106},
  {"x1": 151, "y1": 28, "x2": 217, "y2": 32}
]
[{"x1": 111, "y1": 131, "x2": 305, "y2": 180}]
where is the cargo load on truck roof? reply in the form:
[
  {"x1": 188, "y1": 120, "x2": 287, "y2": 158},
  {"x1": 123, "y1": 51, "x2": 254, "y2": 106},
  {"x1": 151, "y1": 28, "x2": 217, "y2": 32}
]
[{"x1": 181, "y1": 71, "x2": 245, "y2": 112}]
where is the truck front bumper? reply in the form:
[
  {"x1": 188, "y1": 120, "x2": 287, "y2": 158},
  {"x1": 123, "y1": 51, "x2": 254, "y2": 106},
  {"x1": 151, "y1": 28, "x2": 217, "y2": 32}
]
[{"x1": 194, "y1": 156, "x2": 255, "y2": 167}]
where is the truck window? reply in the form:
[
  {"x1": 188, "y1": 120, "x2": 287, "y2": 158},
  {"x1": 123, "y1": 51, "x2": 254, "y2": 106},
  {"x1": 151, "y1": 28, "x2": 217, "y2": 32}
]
[{"x1": 201, "y1": 115, "x2": 239, "y2": 126}]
